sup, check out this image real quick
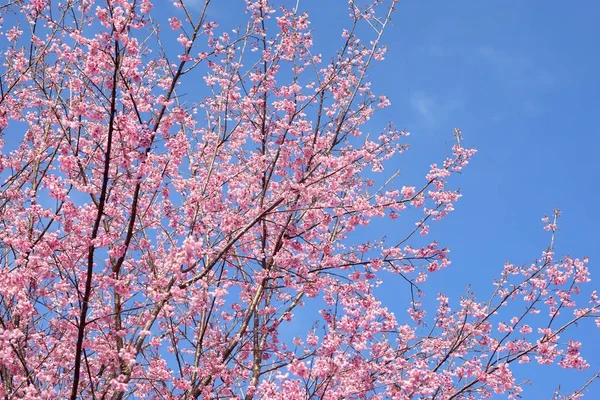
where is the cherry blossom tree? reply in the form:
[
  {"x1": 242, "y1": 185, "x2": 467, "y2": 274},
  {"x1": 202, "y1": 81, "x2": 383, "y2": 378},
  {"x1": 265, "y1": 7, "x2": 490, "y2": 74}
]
[{"x1": 0, "y1": 0, "x2": 597, "y2": 398}]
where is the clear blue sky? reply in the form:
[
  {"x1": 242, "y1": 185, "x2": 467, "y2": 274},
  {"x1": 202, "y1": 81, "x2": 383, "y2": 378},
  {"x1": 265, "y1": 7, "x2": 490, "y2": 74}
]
[{"x1": 188, "y1": 0, "x2": 600, "y2": 397}]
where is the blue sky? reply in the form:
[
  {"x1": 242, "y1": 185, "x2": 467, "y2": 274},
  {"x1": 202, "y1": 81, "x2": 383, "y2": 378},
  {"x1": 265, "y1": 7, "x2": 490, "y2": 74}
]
[
  {"x1": 169, "y1": 0, "x2": 600, "y2": 397},
  {"x1": 370, "y1": 1, "x2": 600, "y2": 397}
]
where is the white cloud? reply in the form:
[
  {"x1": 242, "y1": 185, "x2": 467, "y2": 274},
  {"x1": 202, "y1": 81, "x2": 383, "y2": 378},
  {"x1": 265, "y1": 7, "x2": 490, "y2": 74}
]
[
  {"x1": 427, "y1": 43, "x2": 446, "y2": 57},
  {"x1": 478, "y1": 45, "x2": 553, "y2": 116},
  {"x1": 479, "y1": 46, "x2": 554, "y2": 88},
  {"x1": 410, "y1": 92, "x2": 435, "y2": 119},
  {"x1": 410, "y1": 91, "x2": 464, "y2": 128}
]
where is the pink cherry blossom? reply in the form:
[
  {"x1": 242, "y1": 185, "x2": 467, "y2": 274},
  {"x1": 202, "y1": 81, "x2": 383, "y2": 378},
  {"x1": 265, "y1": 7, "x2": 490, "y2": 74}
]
[
  {"x1": 0, "y1": 1, "x2": 596, "y2": 399},
  {"x1": 169, "y1": 17, "x2": 182, "y2": 30}
]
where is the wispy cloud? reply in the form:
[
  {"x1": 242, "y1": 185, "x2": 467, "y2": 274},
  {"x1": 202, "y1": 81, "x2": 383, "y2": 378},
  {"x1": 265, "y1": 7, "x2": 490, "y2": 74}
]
[
  {"x1": 478, "y1": 46, "x2": 553, "y2": 117},
  {"x1": 410, "y1": 91, "x2": 464, "y2": 128},
  {"x1": 410, "y1": 92, "x2": 435, "y2": 119},
  {"x1": 479, "y1": 46, "x2": 554, "y2": 88},
  {"x1": 427, "y1": 43, "x2": 446, "y2": 57},
  {"x1": 184, "y1": 0, "x2": 240, "y2": 18}
]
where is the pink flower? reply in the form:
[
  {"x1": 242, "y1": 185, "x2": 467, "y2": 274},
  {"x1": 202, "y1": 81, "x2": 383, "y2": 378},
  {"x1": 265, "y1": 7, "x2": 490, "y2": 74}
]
[
  {"x1": 169, "y1": 17, "x2": 182, "y2": 30},
  {"x1": 401, "y1": 186, "x2": 415, "y2": 198},
  {"x1": 177, "y1": 33, "x2": 192, "y2": 47},
  {"x1": 6, "y1": 27, "x2": 22, "y2": 41}
]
